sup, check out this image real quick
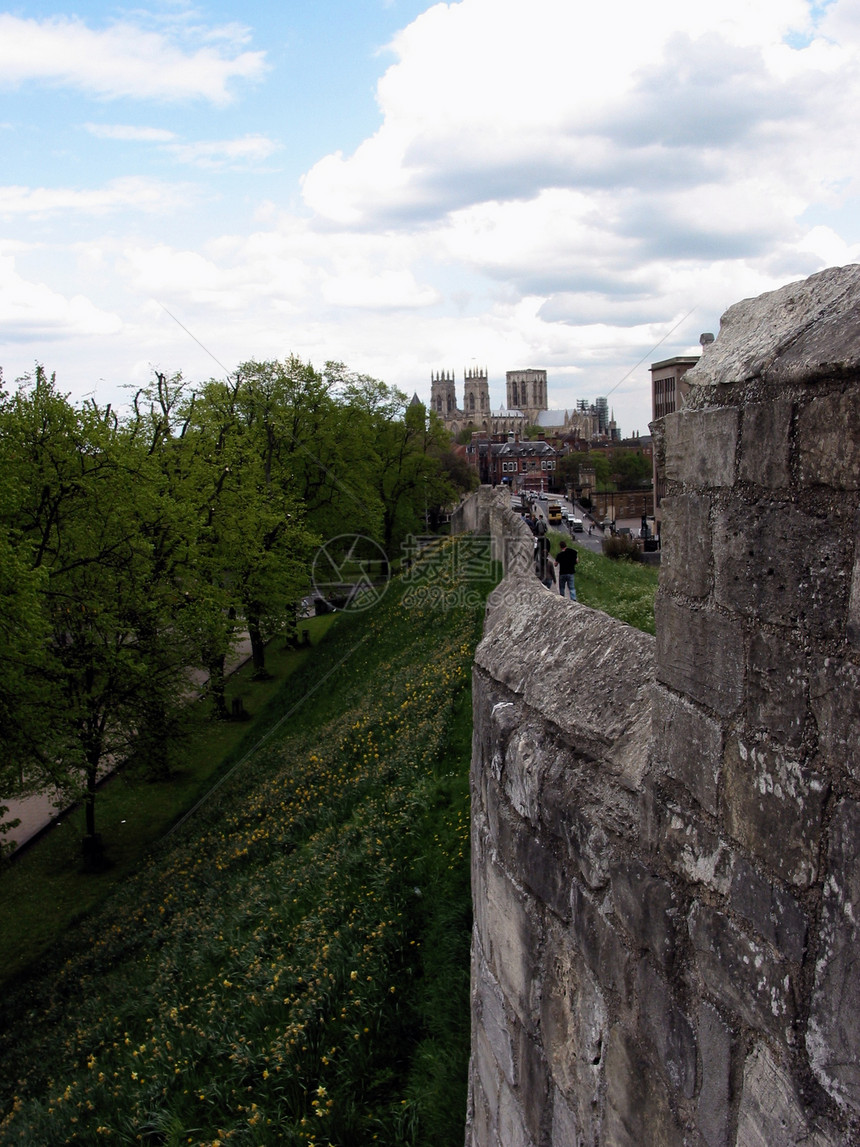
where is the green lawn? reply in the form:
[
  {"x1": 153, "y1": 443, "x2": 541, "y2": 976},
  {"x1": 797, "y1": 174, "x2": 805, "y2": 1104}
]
[
  {"x1": 552, "y1": 531, "x2": 659, "y2": 634},
  {"x1": 0, "y1": 615, "x2": 340, "y2": 988}
]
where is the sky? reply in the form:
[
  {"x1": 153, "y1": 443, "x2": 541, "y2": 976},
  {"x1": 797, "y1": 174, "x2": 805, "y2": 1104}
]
[{"x1": 2, "y1": 0, "x2": 860, "y2": 436}]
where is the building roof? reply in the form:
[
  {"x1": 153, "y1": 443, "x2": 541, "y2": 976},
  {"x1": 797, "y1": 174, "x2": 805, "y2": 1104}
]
[
  {"x1": 535, "y1": 409, "x2": 579, "y2": 427},
  {"x1": 650, "y1": 355, "x2": 700, "y2": 372},
  {"x1": 494, "y1": 439, "x2": 556, "y2": 457}
]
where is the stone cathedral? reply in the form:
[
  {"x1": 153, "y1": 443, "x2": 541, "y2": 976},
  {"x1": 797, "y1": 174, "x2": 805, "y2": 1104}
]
[{"x1": 430, "y1": 367, "x2": 549, "y2": 435}]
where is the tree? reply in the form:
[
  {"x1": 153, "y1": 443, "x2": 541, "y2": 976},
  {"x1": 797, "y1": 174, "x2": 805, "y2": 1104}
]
[
  {"x1": 610, "y1": 449, "x2": 652, "y2": 488},
  {"x1": 340, "y1": 383, "x2": 455, "y2": 557},
  {"x1": 0, "y1": 369, "x2": 213, "y2": 864},
  {"x1": 194, "y1": 361, "x2": 322, "y2": 679}
]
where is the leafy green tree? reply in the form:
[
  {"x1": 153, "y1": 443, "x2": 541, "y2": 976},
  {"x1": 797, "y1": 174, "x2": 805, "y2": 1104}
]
[
  {"x1": 340, "y1": 383, "x2": 455, "y2": 556},
  {"x1": 238, "y1": 357, "x2": 381, "y2": 544},
  {"x1": 610, "y1": 448, "x2": 653, "y2": 488},
  {"x1": 196, "y1": 362, "x2": 322, "y2": 678},
  {"x1": 0, "y1": 368, "x2": 212, "y2": 863},
  {"x1": 586, "y1": 451, "x2": 613, "y2": 490}
]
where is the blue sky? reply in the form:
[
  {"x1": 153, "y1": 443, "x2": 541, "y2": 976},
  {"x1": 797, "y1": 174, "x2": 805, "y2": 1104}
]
[{"x1": 2, "y1": 0, "x2": 860, "y2": 434}]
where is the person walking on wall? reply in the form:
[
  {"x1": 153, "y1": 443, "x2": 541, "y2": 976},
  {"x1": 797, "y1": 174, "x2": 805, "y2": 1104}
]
[
  {"x1": 555, "y1": 539, "x2": 578, "y2": 600},
  {"x1": 535, "y1": 534, "x2": 555, "y2": 589}
]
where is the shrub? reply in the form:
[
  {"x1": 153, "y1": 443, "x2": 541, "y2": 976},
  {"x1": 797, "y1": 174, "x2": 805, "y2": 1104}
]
[{"x1": 602, "y1": 533, "x2": 641, "y2": 561}]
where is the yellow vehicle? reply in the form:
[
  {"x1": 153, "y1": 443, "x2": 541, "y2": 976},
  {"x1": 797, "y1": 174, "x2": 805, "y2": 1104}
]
[{"x1": 547, "y1": 502, "x2": 563, "y2": 525}]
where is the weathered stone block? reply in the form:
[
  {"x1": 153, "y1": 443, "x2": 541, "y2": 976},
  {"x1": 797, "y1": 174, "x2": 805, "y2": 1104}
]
[
  {"x1": 798, "y1": 389, "x2": 860, "y2": 490},
  {"x1": 660, "y1": 494, "x2": 712, "y2": 598},
  {"x1": 474, "y1": 1024, "x2": 501, "y2": 1132},
  {"x1": 722, "y1": 735, "x2": 828, "y2": 887},
  {"x1": 502, "y1": 724, "x2": 544, "y2": 825},
  {"x1": 549, "y1": 1088, "x2": 581, "y2": 1147},
  {"x1": 476, "y1": 856, "x2": 543, "y2": 1027},
  {"x1": 688, "y1": 903, "x2": 794, "y2": 1042},
  {"x1": 696, "y1": 1001, "x2": 732, "y2": 1147},
  {"x1": 603, "y1": 1024, "x2": 686, "y2": 1147},
  {"x1": 571, "y1": 882, "x2": 631, "y2": 1004},
  {"x1": 637, "y1": 961, "x2": 697, "y2": 1099},
  {"x1": 514, "y1": 1026, "x2": 550, "y2": 1144},
  {"x1": 540, "y1": 919, "x2": 607, "y2": 1144},
  {"x1": 807, "y1": 799, "x2": 860, "y2": 1114},
  {"x1": 849, "y1": 524, "x2": 860, "y2": 647},
  {"x1": 651, "y1": 685, "x2": 722, "y2": 814},
  {"x1": 681, "y1": 264, "x2": 860, "y2": 389},
  {"x1": 811, "y1": 658, "x2": 860, "y2": 784},
  {"x1": 657, "y1": 801, "x2": 734, "y2": 895},
  {"x1": 467, "y1": 1061, "x2": 494, "y2": 1147},
  {"x1": 665, "y1": 407, "x2": 739, "y2": 488},
  {"x1": 611, "y1": 858, "x2": 678, "y2": 973},
  {"x1": 474, "y1": 944, "x2": 516, "y2": 1087},
  {"x1": 497, "y1": 1077, "x2": 532, "y2": 1147},
  {"x1": 737, "y1": 1042, "x2": 842, "y2": 1147},
  {"x1": 713, "y1": 502, "x2": 847, "y2": 638},
  {"x1": 655, "y1": 596, "x2": 744, "y2": 717},
  {"x1": 747, "y1": 628, "x2": 806, "y2": 747},
  {"x1": 738, "y1": 399, "x2": 792, "y2": 489},
  {"x1": 729, "y1": 856, "x2": 807, "y2": 964},
  {"x1": 476, "y1": 576, "x2": 654, "y2": 755},
  {"x1": 488, "y1": 777, "x2": 571, "y2": 921},
  {"x1": 539, "y1": 767, "x2": 615, "y2": 890},
  {"x1": 604, "y1": 703, "x2": 652, "y2": 794}
]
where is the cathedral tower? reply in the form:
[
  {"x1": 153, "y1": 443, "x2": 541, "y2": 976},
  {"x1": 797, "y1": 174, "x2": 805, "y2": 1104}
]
[
  {"x1": 506, "y1": 368, "x2": 548, "y2": 421},
  {"x1": 430, "y1": 370, "x2": 458, "y2": 419},
  {"x1": 462, "y1": 366, "x2": 490, "y2": 418}
]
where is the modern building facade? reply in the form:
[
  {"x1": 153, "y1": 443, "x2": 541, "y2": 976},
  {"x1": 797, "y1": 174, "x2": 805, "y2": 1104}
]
[{"x1": 650, "y1": 353, "x2": 701, "y2": 526}]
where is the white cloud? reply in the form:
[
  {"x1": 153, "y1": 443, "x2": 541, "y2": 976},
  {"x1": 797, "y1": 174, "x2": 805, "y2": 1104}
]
[
  {"x1": 84, "y1": 124, "x2": 178, "y2": 143},
  {"x1": 81, "y1": 123, "x2": 280, "y2": 170},
  {"x1": 322, "y1": 268, "x2": 439, "y2": 309},
  {"x1": 0, "y1": 178, "x2": 197, "y2": 218},
  {"x1": 5, "y1": 0, "x2": 860, "y2": 441},
  {"x1": 302, "y1": 0, "x2": 860, "y2": 231},
  {"x1": 167, "y1": 134, "x2": 281, "y2": 170},
  {"x1": 0, "y1": 250, "x2": 122, "y2": 341},
  {"x1": 0, "y1": 15, "x2": 266, "y2": 104}
]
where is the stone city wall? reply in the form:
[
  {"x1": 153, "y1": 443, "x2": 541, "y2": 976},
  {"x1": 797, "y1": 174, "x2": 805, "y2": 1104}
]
[
  {"x1": 462, "y1": 264, "x2": 860, "y2": 1146},
  {"x1": 451, "y1": 486, "x2": 534, "y2": 577}
]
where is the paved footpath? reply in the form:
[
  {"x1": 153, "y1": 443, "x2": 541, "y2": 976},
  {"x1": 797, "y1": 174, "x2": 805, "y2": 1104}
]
[{"x1": 1, "y1": 633, "x2": 254, "y2": 855}]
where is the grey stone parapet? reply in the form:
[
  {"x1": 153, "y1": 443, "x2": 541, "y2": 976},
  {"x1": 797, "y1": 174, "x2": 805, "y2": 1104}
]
[{"x1": 459, "y1": 264, "x2": 860, "y2": 1147}]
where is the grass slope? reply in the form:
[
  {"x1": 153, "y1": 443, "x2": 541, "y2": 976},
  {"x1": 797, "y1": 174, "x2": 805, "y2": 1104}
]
[
  {"x1": 558, "y1": 533, "x2": 659, "y2": 634},
  {"x1": 0, "y1": 539, "x2": 498, "y2": 1147},
  {"x1": 0, "y1": 535, "x2": 656, "y2": 1146},
  {"x1": 0, "y1": 617, "x2": 340, "y2": 987}
]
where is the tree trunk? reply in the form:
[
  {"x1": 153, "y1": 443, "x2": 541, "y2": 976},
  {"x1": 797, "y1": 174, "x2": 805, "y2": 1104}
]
[
  {"x1": 207, "y1": 651, "x2": 228, "y2": 718},
  {"x1": 81, "y1": 759, "x2": 107, "y2": 871},
  {"x1": 247, "y1": 606, "x2": 270, "y2": 680},
  {"x1": 282, "y1": 604, "x2": 299, "y2": 649}
]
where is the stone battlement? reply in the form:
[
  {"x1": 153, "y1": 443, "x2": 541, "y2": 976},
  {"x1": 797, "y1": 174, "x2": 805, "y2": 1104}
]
[{"x1": 458, "y1": 265, "x2": 860, "y2": 1146}]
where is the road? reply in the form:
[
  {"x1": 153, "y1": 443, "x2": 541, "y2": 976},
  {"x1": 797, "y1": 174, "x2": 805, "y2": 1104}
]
[{"x1": 526, "y1": 495, "x2": 606, "y2": 553}]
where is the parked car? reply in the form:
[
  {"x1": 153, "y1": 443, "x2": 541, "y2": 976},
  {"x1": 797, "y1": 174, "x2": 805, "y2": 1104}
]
[{"x1": 571, "y1": 517, "x2": 584, "y2": 532}]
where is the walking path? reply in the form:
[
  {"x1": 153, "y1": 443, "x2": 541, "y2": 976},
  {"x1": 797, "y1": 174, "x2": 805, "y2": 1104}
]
[{"x1": 0, "y1": 633, "x2": 254, "y2": 855}]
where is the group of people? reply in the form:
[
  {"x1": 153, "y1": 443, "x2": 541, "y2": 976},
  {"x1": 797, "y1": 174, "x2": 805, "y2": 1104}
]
[
  {"x1": 521, "y1": 502, "x2": 579, "y2": 600},
  {"x1": 534, "y1": 534, "x2": 578, "y2": 600}
]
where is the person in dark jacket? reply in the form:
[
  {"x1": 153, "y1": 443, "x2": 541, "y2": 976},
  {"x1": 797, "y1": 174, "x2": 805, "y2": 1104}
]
[
  {"x1": 535, "y1": 534, "x2": 555, "y2": 588},
  {"x1": 555, "y1": 540, "x2": 578, "y2": 600}
]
